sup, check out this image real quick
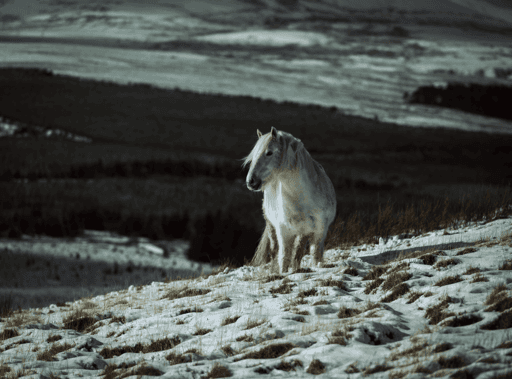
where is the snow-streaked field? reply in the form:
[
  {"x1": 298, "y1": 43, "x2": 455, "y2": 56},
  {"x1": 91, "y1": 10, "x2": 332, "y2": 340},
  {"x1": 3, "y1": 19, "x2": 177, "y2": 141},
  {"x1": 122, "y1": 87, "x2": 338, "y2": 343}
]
[
  {"x1": 1, "y1": 217, "x2": 511, "y2": 378},
  {"x1": 1, "y1": 0, "x2": 512, "y2": 134}
]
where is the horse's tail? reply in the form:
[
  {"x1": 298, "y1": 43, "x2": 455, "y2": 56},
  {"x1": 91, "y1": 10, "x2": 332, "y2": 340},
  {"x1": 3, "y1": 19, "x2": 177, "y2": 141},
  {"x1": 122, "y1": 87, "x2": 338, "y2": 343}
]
[{"x1": 251, "y1": 222, "x2": 275, "y2": 266}]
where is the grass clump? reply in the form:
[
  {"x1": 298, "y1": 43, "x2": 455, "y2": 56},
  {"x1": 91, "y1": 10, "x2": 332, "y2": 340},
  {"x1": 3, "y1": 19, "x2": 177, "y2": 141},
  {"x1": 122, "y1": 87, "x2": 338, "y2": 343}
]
[
  {"x1": 382, "y1": 271, "x2": 412, "y2": 292},
  {"x1": 362, "y1": 364, "x2": 392, "y2": 376},
  {"x1": 99, "y1": 336, "x2": 181, "y2": 358},
  {"x1": 456, "y1": 247, "x2": 477, "y2": 256},
  {"x1": 470, "y1": 273, "x2": 488, "y2": 283},
  {"x1": 463, "y1": 266, "x2": 480, "y2": 275},
  {"x1": 221, "y1": 315, "x2": 240, "y2": 326},
  {"x1": 364, "y1": 278, "x2": 384, "y2": 294},
  {"x1": 236, "y1": 334, "x2": 255, "y2": 343},
  {"x1": 328, "y1": 327, "x2": 354, "y2": 345},
  {"x1": 269, "y1": 282, "x2": 295, "y2": 295},
  {"x1": 178, "y1": 306, "x2": 204, "y2": 315},
  {"x1": 499, "y1": 259, "x2": 512, "y2": 270},
  {"x1": 484, "y1": 284, "x2": 509, "y2": 307},
  {"x1": 234, "y1": 342, "x2": 295, "y2": 362},
  {"x1": 298, "y1": 288, "x2": 318, "y2": 297},
  {"x1": 205, "y1": 362, "x2": 232, "y2": 378},
  {"x1": 0, "y1": 293, "x2": 14, "y2": 319},
  {"x1": 337, "y1": 306, "x2": 362, "y2": 319},
  {"x1": 362, "y1": 266, "x2": 388, "y2": 281},
  {"x1": 0, "y1": 328, "x2": 19, "y2": 342},
  {"x1": 343, "y1": 266, "x2": 358, "y2": 276},
  {"x1": 317, "y1": 277, "x2": 346, "y2": 290},
  {"x1": 434, "y1": 275, "x2": 463, "y2": 287},
  {"x1": 37, "y1": 342, "x2": 75, "y2": 361},
  {"x1": 46, "y1": 334, "x2": 62, "y2": 343},
  {"x1": 381, "y1": 283, "x2": 410, "y2": 303},
  {"x1": 163, "y1": 286, "x2": 211, "y2": 301},
  {"x1": 433, "y1": 258, "x2": 458, "y2": 270},
  {"x1": 442, "y1": 314, "x2": 483, "y2": 327},
  {"x1": 275, "y1": 359, "x2": 303, "y2": 372},
  {"x1": 193, "y1": 327, "x2": 212, "y2": 336},
  {"x1": 425, "y1": 295, "x2": 456, "y2": 325},
  {"x1": 306, "y1": 359, "x2": 326, "y2": 375}
]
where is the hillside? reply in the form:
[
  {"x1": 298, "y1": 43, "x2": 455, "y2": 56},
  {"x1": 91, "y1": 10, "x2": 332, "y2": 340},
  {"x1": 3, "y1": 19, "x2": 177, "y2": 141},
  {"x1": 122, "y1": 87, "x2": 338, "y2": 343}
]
[{"x1": 1, "y1": 216, "x2": 511, "y2": 378}]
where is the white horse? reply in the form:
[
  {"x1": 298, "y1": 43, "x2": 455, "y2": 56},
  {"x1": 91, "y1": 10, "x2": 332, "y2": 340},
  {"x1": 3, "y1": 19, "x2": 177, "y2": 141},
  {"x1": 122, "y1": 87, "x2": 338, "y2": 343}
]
[{"x1": 242, "y1": 127, "x2": 337, "y2": 274}]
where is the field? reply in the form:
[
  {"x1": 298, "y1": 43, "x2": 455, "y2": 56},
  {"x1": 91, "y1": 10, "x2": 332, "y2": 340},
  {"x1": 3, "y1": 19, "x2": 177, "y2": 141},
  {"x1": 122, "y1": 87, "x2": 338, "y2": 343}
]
[{"x1": 1, "y1": 68, "x2": 512, "y2": 269}]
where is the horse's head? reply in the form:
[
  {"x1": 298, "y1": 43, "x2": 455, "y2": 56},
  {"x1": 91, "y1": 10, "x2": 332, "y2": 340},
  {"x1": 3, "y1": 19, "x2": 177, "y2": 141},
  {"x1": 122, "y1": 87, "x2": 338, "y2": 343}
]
[{"x1": 243, "y1": 127, "x2": 303, "y2": 192}]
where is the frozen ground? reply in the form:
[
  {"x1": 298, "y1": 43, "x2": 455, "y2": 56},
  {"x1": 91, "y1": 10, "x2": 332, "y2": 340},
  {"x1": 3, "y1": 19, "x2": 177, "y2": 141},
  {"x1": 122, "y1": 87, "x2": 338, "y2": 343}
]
[
  {"x1": 1, "y1": 0, "x2": 512, "y2": 134},
  {"x1": 0, "y1": 216, "x2": 511, "y2": 378}
]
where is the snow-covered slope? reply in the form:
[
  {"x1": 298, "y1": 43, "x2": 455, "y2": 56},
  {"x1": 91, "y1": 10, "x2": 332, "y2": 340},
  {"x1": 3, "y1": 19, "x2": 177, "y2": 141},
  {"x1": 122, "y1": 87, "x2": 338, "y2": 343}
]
[{"x1": 1, "y1": 217, "x2": 511, "y2": 378}]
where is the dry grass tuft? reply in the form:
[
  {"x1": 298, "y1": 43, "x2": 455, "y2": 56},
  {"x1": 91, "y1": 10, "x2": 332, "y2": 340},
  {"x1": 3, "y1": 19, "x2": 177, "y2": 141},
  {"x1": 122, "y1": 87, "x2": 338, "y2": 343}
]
[
  {"x1": 407, "y1": 291, "x2": 423, "y2": 304},
  {"x1": 193, "y1": 327, "x2": 212, "y2": 336},
  {"x1": 298, "y1": 288, "x2": 318, "y2": 297},
  {"x1": 337, "y1": 306, "x2": 362, "y2": 319},
  {"x1": 99, "y1": 336, "x2": 181, "y2": 358},
  {"x1": 463, "y1": 266, "x2": 480, "y2": 275},
  {"x1": 470, "y1": 273, "x2": 488, "y2": 283},
  {"x1": 362, "y1": 364, "x2": 392, "y2": 376},
  {"x1": 381, "y1": 283, "x2": 410, "y2": 303},
  {"x1": 46, "y1": 334, "x2": 62, "y2": 343},
  {"x1": 269, "y1": 282, "x2": 295, "y2": 295},
  {"x1": 275, "y1": 359, "x2": 303, "y2": 372},
  {"x1": 382, "y1": 271, "x2": 412, "y2": 292},
  {"x1": 221, "y1": 315, "x2": 241, "y2": 326},
  {"x1": 362, "y1": 266, "x2": 388, "y2": 281},
  {"x1": 484, "y1": 284, "x2": 508, "y2": 307},
  {"x1": 317, "y1": 277, "x2": 346, "y2": 290},
  {"x1": 328, "y1": 326, "x2": 354, "y2": 345},
  {"x1": 0, "y1": 293, "x2": 14, "y2": 319},
  {"x1": 425, "y1": 295, "x2": 456, "y2": 325},
  {"x1": 166, "y1": 351, "x2": 194, "y2": 366},
  {"x1": 434, "y1": 275, "x2": 463, "y2": 287},
  {"x1": 436, "y1": 355, "x2": 467, "y2": 369},
  {"x1": 221, "y1": 345, "x2": 237, "y2": 357},
  {"x1": 306, "y1": 359, "x2": 326, "y2": 375},
  {"x1": 441, "y1": 314, "x2": 483, "y2": 327},
  {"x1": 364, "y1": 278, "x2": 384, "y2": 294},
  {"x1": 236, "y1": 334, "x2": 254, "y2": 343},
  {"x1": 343, "y1": 266, "x2": 358, "y2": 276},
  {"x1": 205, "y1": 362, "x2": 232, "y2": 378},
  {"x1": 481, "y1": 309, "x2": 512, "y2": 330},
  {"x1": 345, "y1": 362, "x2": 360, "y2": 373},
  {"x1": 433, "y1": 258, "x2": 458, "y2": 270},
  {"x1": 245, "y1": 318, "x2": 267, "y2": 330},
  {"x1": 234, "y1": 342, "x2": 295, "y2": 362},
  {"x1": 0, "y1": 328, "x2": 19, "y2": 342},
  {"x1": 178, "y1": 306, "x2": 204, "y2": 315},
  {"x1": 37, "y1": 342, "x2": 75, "y2": 361},
  {"x1": 499, "y1": 259, "x2": 512, "y2": 270},
  {"x1": 456, "y1": 247, "x2": 477, "y2": 256},
  {"x1": 496, "y1": 341, "x2": 512, "y2": 349},
  {"x1": 163, "y1": 285, "x2": 211, "y2": 301},
  {"x1": 61, "y1": 307, "x2": 98, "y2": 333}
]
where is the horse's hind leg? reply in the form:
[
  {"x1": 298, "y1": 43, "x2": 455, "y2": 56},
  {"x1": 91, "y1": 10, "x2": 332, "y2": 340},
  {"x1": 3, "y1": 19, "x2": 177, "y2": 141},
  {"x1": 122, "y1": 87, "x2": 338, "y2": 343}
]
[
  {"x1": 251, "y1": 222, "x2": 275, "y2": 266},
  {"x1": 310, "y1": 231, "x2": 328, "y2": 268},
  {"x1": 291, "y1": 234, "x2": 311, "y2": 271}
]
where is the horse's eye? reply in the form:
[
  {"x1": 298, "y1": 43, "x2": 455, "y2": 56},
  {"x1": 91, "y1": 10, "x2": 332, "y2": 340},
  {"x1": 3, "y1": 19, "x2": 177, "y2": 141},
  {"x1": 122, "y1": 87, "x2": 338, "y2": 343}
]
[{"x1": 266, "y1": 151, "x2": 273, "y2": 156}]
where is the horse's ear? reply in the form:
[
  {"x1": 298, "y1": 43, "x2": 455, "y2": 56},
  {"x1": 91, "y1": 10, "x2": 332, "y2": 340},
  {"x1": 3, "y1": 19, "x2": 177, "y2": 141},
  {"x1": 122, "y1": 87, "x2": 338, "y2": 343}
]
[
  {"x1": 271, "y1": 126, "x2": 278, "y2": 140},
  {"x1": 257, "y1": 129, "x2": 262, "y2": 138}
]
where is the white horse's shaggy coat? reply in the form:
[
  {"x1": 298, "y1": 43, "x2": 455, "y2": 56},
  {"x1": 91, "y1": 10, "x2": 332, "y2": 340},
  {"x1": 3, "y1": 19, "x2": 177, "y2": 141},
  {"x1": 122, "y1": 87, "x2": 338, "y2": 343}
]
[{"x1": 242, "y1": 127, "x2": 336, "y2": 274}]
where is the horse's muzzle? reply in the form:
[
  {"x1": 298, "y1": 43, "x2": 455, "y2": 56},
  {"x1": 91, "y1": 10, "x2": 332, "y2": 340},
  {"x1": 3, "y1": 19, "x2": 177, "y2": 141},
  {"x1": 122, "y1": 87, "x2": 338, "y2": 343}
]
[{"x1": 247, "y1": 177, "x2": 262, "y2": 191}]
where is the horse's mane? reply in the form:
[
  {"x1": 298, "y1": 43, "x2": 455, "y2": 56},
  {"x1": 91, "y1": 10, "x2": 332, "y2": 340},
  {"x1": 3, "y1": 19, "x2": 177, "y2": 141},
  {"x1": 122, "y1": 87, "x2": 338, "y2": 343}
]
[{"x1": 240, "y1": 133, "x2": 272, "y2": 169}]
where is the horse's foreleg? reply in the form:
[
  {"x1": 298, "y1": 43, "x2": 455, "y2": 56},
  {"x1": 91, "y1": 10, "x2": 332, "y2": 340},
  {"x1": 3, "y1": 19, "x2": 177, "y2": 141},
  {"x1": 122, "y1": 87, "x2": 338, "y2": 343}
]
[{"x1": 277, "y1": 228, "x2": 296, "y2": 274}]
